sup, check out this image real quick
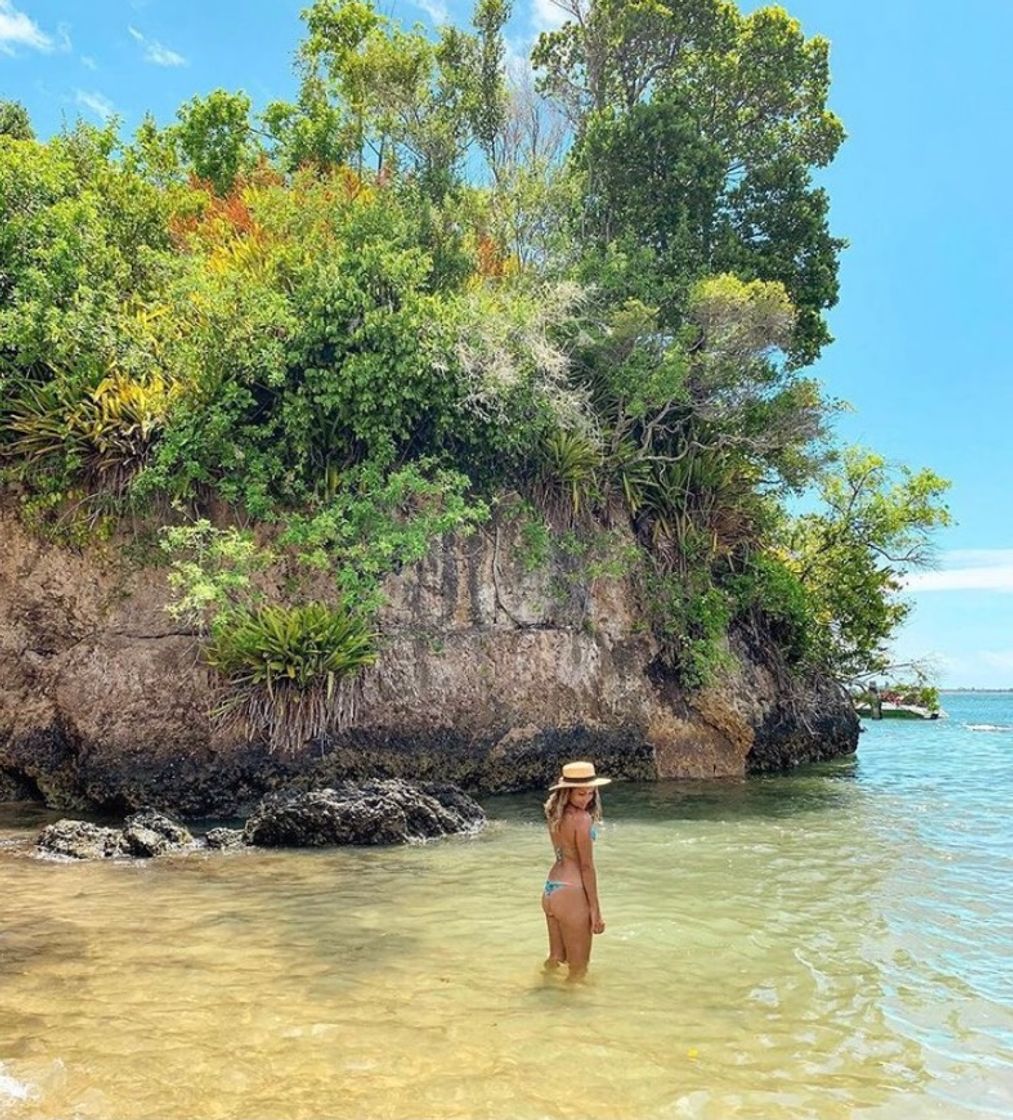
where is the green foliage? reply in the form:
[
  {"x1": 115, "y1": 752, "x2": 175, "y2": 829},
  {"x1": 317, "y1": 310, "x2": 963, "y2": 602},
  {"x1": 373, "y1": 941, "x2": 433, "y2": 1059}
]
[
  {"x1": 786, "y1": 448, "x2": 952, "y2": 682},
  {"x1": 0, "y1": 100, "x2": 34, "y2": 141},
  {"x1": 534, "y1": 0, "x2": 846, "y2": 365},
  {"x1": 535, "y1": 428, "x2": 602, "y2": 522},
  {"x1": 205, "y1": 601, "x2": 376, "y2": 689},
  {"x1": 3, "y1": 369, "x2": 179, "y2": 497},
  {"x1": 646, "y1": 566, "x2": 733, "y2": 691},
  {"x1": 176, "y1": 90, "x2": 259, "y2": 195},
  {"x1": 727, "y1": 551, "x2": 812, "y2": 667},
  {"x1": 205, "y1": 601, "x2": 377, "y2": 753},
  {"x1": 280, "y1": 460, "x2": 489, "y2": 615},
  {"x1": 161, "y1": 520, "x2": 271, "y2": 628}
]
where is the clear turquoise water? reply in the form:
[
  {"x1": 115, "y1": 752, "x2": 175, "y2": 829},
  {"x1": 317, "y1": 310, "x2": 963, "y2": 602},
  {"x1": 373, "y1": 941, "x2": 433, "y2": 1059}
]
[{"x1": 1, "y1": 691, "x2": 1011, "y2": 1119}]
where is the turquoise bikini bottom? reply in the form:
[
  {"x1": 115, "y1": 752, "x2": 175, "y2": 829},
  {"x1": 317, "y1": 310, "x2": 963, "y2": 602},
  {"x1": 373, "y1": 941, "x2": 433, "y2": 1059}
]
[{"x1": 544, "y1": 880, "x2": 573, "y2": 895}]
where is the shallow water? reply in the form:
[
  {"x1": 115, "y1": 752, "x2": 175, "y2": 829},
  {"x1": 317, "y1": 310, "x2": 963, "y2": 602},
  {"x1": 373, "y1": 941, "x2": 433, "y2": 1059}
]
[{"x1": 3, "y1": 692, "x2": 1012, "y2": 1119}]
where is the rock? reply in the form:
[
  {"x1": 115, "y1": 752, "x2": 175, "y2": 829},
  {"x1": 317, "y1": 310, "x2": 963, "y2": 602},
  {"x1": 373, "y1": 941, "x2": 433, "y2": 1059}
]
[
  {"x1": 121, "y1": 809, "x2": 194, "y2": 857},
  {"x1": 37, "y1": 819, "x2": 125, "y2": 860},
  {"x1": 204, "y1": 827, "x2": 248, "y2": 850},
  {"x1": 1, "y1": 508, "x2": 859, "y2": 818},
  {"x1": 244, "y1": 779, "x2": 486, "y2": 847}
]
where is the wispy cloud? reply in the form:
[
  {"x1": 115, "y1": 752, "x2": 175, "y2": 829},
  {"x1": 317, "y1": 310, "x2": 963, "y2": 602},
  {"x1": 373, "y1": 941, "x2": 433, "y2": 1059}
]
[
  {"x1": 128, "y1": 25, "x2": 186, "y2": 67},
  {"x1": 905, "y1": 549, "x2": 1013, "y2": 593},
  {"x1": 532, "y1": 0, "x2": 568, "y2": 33},
  {"x1": 412, "y1": 0, "x2": 449, "y2": 24},
  {"x1": 0, "y1": 0, "x2": 52, "y2": 54},
  {"x1": 80, "y1": 53, "x2": 97, "y2": 70},
  {"x1": 75, "y1": 89, "x2": 115, "y2": 121}
]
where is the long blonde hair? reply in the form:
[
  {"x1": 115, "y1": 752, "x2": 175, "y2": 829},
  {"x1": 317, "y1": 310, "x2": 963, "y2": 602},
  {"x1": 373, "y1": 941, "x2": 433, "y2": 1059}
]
[{"x1": 543, "y1": 787, "x2": 604, "y2": 832}]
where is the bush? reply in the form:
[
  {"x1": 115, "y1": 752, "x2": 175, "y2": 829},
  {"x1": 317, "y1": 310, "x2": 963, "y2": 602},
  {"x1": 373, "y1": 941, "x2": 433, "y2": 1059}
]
[{"x1": 205, "y1": 602, "x2": 377, "y2": 753}]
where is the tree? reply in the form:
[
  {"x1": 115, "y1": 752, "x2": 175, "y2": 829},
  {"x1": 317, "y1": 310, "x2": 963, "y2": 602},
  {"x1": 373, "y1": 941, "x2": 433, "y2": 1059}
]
[
  {"x1": 533, "y1": 0, "x2": 846, "y2": 365},
  {"x1": 0, "y1": 99, "x2": 34, "y2": 141},
  {"x1": 176, "y1": 90, "x2": 260, "y2": 194},
  {"x1": 787, "y1": 449, "x2": 952, "y2": 682}
]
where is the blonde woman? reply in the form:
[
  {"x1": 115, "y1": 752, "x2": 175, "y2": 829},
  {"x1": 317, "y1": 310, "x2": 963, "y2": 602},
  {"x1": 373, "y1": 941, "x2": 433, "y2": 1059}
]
[{"x1": 541, "y1": 760, "x2": 610, "y2": 981}]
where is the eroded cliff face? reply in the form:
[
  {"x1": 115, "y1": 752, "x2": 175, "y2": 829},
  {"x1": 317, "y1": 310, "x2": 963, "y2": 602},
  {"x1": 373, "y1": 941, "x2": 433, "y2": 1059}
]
[{"x1": 0, "y1": 509, "x2": 858, "y2": 817}]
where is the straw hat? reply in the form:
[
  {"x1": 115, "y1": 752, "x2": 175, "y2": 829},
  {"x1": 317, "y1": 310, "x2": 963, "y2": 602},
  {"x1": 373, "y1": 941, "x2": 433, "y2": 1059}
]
[{"x1": 548, "y1": 760, "x2": 612, "y2": 790}]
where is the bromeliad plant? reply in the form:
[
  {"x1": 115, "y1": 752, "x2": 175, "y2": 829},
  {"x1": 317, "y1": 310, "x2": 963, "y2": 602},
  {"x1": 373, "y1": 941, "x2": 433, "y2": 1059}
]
[
  {"x1": 204, "y1": 602, "x2": 377, "y2": 754},
  {"x1": 3, "y1": 367, "x2": 180, "y2": 498}
]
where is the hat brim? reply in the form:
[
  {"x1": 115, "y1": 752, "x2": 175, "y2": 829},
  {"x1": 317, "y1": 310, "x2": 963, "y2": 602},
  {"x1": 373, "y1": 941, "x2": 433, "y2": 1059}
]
[{"x1": 548, "y1": 777, "x2": 612, "y2": 791}]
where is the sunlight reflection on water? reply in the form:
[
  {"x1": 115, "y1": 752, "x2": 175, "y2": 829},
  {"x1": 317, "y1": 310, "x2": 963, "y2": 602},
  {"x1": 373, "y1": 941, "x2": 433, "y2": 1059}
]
[{"x1": 2, "y1": 694, "x2": 1012, "y2": 1119}]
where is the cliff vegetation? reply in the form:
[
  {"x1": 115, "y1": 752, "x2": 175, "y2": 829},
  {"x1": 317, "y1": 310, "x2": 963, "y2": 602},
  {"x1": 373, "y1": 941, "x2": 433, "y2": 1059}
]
[{"x1": 0, "y1": 0, "x2": 950, "y2": 756}]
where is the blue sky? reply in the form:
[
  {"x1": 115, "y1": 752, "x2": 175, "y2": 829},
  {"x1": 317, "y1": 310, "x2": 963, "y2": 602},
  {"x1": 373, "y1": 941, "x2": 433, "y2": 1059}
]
[{"x1": 3, "y1": 0, "x2": 1012, "y2": 686}]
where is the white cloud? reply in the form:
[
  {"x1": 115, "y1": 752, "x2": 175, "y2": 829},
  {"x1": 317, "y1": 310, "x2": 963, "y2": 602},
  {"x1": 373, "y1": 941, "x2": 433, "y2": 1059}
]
[
  {"x1": 0, "y1": 0, "x2": 52, "y2": 54},
  {"x1": 532, "y1": 0, "x2": 569, "y2": 33},
  {"x1": 412, "y1": 0, "x2": 449, "y2": 24},
  {"x1": 75, "y1": 89, "x2": 115, "y2": 120},
  {"x1": 128, "y1": 25, "x2": 186, "y2": 67},
  {"x1": 80, "y1": 53, "x2": 97, "y2": 70},
  {"x1": 906, "y1": 549, "x2": 1013, "y2": 593}
]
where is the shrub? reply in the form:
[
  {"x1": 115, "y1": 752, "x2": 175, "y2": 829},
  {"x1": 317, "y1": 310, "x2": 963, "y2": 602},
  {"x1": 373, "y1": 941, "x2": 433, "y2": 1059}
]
[
  {"x1": 204, "y1": 602, "x2": 377, "y2": 753},
  {"x1": 3, "y1": 368, "x2": 180, "y2": 500}
]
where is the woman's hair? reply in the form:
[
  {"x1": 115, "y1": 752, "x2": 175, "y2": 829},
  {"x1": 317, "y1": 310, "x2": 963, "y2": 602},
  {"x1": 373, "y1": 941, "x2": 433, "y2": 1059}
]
[{"x1": 543, "y1": 787, "x2": 604, "y2": 832}]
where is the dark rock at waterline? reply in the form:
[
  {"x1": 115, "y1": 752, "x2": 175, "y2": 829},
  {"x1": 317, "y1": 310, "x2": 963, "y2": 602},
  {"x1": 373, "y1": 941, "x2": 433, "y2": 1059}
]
[
  {"x1": 244, "y1": 779, "x2": 486, "y2": 847},
  {"x1": 36, "y1": 810, "x2": 194, "y2": 860},
  {"x1": 204, "y1": 827, "x2": 248, "y2": 850},
  {"x1": 121, "y1": 809, "x2": 194, "y2": 857},
  {"x1": 37, "y1": 819, "x2": 126, "y2": 860}
]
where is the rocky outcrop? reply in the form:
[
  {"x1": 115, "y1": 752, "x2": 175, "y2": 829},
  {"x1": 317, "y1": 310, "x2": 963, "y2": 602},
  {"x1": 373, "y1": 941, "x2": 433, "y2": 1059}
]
[
  {"x1": 204, "y1": 827, "x2": 248, "y2": 851},
  {"x1": 120, "y1": 809, "x2": 195, "y2": 857},
  {"x1": 244, "y1": 780, "x2": 486, "y2": 847},
  {"x1": 0, "y1": 507, "x2": 858, "y2": 817},
  {"x1": 36, "y1": 809, "x2": 194, "y2": 859},
  {"x1": 36, "y1": 819, "x2": 127, "y2": 859}
]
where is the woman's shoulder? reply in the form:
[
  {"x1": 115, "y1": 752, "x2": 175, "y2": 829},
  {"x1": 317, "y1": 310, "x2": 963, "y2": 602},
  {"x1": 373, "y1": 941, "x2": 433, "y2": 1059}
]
[{"x1": 563, "y1": 807, "x2": 593, "y2": 831}]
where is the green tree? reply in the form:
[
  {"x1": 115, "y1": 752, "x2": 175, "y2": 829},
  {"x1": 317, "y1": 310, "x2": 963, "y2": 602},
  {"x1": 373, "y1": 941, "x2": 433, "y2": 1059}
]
[
  {"x1": 0, "y1": 99, "x2": 34, "y2": 140},
  {"x1": 176, "y1": 90, "x2": 261, "y2": 194},
  {"x1": 534, "y1": 0, "x2": 846, "y2": 365},
  {"x1": 787, "y1": 449, "x2": 952, "y2": 682}
]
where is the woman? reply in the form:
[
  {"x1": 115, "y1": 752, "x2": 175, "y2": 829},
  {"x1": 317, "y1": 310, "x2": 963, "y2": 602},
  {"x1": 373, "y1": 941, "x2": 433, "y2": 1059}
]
[{"x1": 541, "y1": 760, "x2": 610, "y2": 981}]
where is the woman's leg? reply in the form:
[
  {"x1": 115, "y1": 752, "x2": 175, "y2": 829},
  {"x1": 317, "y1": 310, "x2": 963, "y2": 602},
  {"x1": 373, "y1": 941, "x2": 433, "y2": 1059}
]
[
  {"x1": 543, "y1": 912, "x2": 567, "y2": 968},
  {"x1": 547, "y1": 888, "x2": 592, "y2": 981}
]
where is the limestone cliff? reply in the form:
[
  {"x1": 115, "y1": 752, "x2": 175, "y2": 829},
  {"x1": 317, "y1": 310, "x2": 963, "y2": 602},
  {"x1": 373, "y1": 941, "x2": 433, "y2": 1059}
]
[{"x1": 0, "y1": 509, "x2": 858, "y2": 818}]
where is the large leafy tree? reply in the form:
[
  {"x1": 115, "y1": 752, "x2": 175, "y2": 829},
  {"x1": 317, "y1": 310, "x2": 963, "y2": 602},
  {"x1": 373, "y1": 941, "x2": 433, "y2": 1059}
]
[{"x1": 534, "y1": 0, "x2": 846, "y2": 364}]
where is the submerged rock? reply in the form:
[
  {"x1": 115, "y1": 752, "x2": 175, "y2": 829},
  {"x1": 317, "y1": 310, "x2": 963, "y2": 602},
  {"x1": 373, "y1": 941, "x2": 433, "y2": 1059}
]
[
  {"x1": 37, "y1": 819, "x2": 125, "y2": 860},
  {"x1": 244, "y1": 779, "x2": 486, "y2": 847},
  {"x1": 121, "y1": 809, "x2": 194, "y2": 857},
  {"x1": 204, "y1": 827, "x2": 248, "y2": 851}
]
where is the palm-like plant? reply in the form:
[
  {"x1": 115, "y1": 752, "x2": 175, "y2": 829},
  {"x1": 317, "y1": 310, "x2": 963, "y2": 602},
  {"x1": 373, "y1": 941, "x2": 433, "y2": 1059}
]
[
  {"x1": 534, "y1": 428, "x2": 602, "y2": 524},
  {"x1": 3, "y1": 368, "x2": 179, "y2": 494},
  {"x1": 204, "y1": 601, "x2": 377, "y2": 753}
]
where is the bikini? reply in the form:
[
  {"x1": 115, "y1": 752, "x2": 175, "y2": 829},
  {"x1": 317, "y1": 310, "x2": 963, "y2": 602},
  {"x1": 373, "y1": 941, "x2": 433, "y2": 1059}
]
[{"x1": 543, "y1": 826, "x2": 598, "y2": 895}]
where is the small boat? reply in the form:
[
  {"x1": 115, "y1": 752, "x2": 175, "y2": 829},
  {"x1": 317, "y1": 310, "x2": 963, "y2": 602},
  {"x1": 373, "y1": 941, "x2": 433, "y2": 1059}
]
[{"x1": 855, "y1": 702, "x2": 945, "y2": 721}]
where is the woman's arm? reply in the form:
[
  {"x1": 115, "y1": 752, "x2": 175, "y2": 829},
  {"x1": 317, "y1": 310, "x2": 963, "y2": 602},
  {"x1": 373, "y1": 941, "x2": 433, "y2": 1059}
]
[{"x1": 574, "y1": 812, "x2": 605, "y2": 934}]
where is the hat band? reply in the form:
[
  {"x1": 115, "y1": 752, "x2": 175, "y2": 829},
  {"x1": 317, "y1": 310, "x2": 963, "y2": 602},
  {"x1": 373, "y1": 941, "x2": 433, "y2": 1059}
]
[{"x1": 559, "y1": 776, "x2": 597, "y2": 784}]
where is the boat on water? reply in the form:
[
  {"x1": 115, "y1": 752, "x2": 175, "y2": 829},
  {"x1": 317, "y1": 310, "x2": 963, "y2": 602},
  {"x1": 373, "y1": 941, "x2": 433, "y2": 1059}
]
[{"x1": 855, "y1": 701, "x2": 946, "y2": 721}]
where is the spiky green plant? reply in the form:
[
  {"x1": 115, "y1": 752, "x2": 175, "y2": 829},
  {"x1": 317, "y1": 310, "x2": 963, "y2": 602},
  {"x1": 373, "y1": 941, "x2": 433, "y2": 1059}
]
[
  {"x1": 204, "y1": 601, "x2": 377, "y2": 753},
  {"x1": 534, "y1": 428, "x2": 602, "y2": 524},
  {"x1": 3, "y1": 369, "x2": 179, "y2": 494}
]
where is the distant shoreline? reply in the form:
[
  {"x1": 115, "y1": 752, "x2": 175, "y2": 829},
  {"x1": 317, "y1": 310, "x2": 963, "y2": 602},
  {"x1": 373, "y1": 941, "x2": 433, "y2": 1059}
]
[{"x1": 941, "y1": 688, "x2": 1013, "y2": 693}]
